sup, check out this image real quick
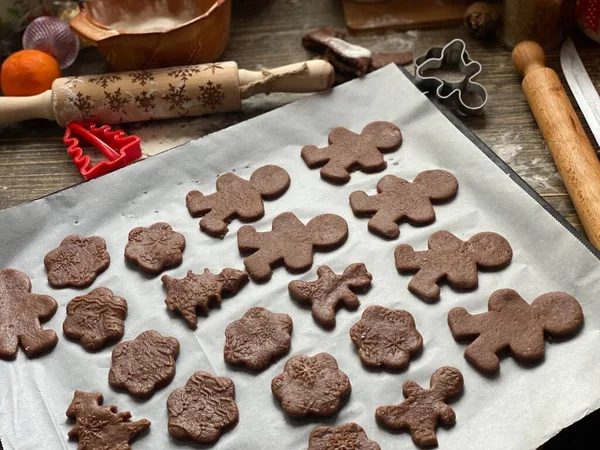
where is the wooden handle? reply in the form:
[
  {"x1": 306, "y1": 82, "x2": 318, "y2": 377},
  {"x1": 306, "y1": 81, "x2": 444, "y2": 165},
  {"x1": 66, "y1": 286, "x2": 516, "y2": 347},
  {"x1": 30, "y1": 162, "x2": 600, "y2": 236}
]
[
  {"x1": 513, "y1": 41, "x2": 600, "y2": 248},
  {"x1": 0, "y1": 91, "x2": 55, "y2": 123},
  {"x1": 238, "y1": 60, "x2": 334, "y2": 98}
]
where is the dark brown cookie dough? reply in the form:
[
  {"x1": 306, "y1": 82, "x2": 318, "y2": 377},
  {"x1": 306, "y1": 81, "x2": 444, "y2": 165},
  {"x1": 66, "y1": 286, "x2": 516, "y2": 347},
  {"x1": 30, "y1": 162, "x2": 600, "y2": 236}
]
[
  {"x1": 63, "y1": 287, "x2": 127, "y2": 351},
  {"x1": 238, "y1": 212, "x2": 348, "y2": 282},
  {"x1": 350, "y1": 170, "x2": 458, "y2": 239},
  {"x1": 186, "y1": 165, "x2": 291, "y2": 238},
  {"x1": 0, "y1": 268, "x2": 58, "y2": 359},
  {"x1": 308, "y1": 422, "x2": 381, "y2": 450},
  {"x1": 350, "y1": 305, "x2": 422, "y2": 370},
  {"x1": 109, "y1": 330, "x2": 179, "y2": 397},
  {"x1": 288, "y1": 263, "x2": 372, "y2": 329},
  {"x1": 394, "y1": 230, "x2": 513, "y2": 302},
  {"x1": 224, "y1": 307, "x2": 293, "y2": 371},
  {"x1": 301, "y1": 121, "x2": 402, "y2": 183},
  {"x1": 124, "y1": 222, "x2": 185, "y2": 274},
  {"x1": 448, "y1": 289, "x2": 584, "y2": 373},
  {"x1": 271, "y1": 352, "x2": 351, "y2": 417},
  {"x1": 376, "y1": 366, "x2": 464, "y2": 448},
  {"x1": 66, "y1": 390, "x2": 150, "y2": 450},
  {"x1": 44, "y1": 235, "x2": 110, "y2": 288},
  {"x1": 167, "y1": 371, "x2": 239, "y2": 444},
  {"x1": 162, "y1": 268, "x2": 248, "y2": 329}
]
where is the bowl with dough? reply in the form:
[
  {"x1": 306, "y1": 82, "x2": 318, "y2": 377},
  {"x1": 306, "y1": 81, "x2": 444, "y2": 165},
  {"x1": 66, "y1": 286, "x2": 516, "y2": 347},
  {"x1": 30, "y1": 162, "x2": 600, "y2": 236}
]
[{"x1": 70, "y1": 0, "x2": 231, "y2": 71}]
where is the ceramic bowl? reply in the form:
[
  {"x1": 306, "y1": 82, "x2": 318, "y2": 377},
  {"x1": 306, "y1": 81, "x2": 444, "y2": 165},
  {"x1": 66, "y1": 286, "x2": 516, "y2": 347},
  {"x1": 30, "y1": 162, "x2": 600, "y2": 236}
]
[{"x1": 70, "y1": 0, "x2": 231, "y2": 71}]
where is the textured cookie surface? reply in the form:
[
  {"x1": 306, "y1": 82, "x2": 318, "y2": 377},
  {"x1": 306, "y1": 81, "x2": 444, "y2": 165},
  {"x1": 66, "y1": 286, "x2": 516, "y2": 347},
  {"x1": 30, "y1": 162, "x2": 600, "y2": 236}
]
[
  {"x1": 63, "y1": 287, "x2": 127, "y2": 351},
  {"x1": 0, "y1": 268, "x2": 58, "y2": 358},
  {"x1": 162, "y1": 268, "x2": 248, "y2": 329},
  {"x1": 224, "y1": 307, "x2": 293, "y2": 371},
  {"x1": 350, "y1": 305, "x2": 422, "y2": 370},
  {"x1": 238, "y1": 212, "x2": 348, "y2": 282},
  {"x1": 125, "y1": 222, "x2": 185, "y2": 274},
  {"x1": 167, "y1": 371, "x2": 239, "y2": 444},
  {"x1": 186, "y1": 165, "x2": 290, "y2": 237},
  {"x1": 44, "y1": 235, "x2": 110, "y2": 288},
  {"x1": 271, "y1": 352, "x2": 351, "y2": 417},
  {"x1": 289, "y1": 263, "x2": 372, "y2": 328},
  {"x1": 66, "y1": 390, "x2": 150, "y2": 450},
  {"x1": 448, "y1": 289, "x2": 584, "y2": 373},
  {"x1": 301, "y1": 121, "x2": 402, "y2": 183},
  {"x1": 350, "y1": 170, "x2": 458, "y2": 239},
  {"x1": 109, "y1": 330, "x2": 179, "y2": 397},
  {"x1": 394, "y1": 230, "x2": 513, "y2": 301},
  {"x1": 376, "y1": 366, "x2": 464, "y2": 448},
  {"x1": 308, "y1": 422, "x2": 381, "y2": 450}
]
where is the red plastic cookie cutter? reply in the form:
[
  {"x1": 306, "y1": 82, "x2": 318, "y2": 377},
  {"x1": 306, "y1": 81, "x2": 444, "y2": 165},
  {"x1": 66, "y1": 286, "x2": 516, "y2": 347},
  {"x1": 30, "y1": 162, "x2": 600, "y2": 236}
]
[{"x1": 63, "y1": 122, "x2": 142, "y2": 180}]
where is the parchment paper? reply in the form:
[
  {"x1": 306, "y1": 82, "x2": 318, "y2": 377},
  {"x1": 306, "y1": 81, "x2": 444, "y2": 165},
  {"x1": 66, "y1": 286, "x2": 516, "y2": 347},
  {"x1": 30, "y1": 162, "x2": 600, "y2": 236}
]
[{"x1": 1, "y1": 64, "x2": 600, "y2": 450}]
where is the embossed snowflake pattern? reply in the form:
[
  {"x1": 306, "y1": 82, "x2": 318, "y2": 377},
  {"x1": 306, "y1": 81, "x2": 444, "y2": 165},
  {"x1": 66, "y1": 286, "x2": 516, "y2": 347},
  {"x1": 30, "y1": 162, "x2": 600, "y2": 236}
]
[
  {"x1": 308, "y1": 422, "x2": 381, "y2": 450},
  {"x1": 89, "y1": 74, "x2": 122, "y2": 89},
  {"x1": 167, "y1": 371, "x2": 239, "y2": 444},
  {"x1": 350, "y1": 306, "x2": 423, "y2": 370},
  {"x1": 64, "y1": 77, "x2": 83, "y2": 89},
  {"x1": 129, "y1": 70, "x2": 155, "y2": 86},
  {"x1": 202, "y1": 63, "x2": 224, "y2": 74},
  {"x1": 104, "y1": 88, "x2": 129, "y2": 113},
  {"x1": 134, "y1": 91, "x2": 156, "y2": 113},
  {"x1": 162, "y1": 83, "x2": 191, "y2": 113},
  {"x1": 224, "y1": 307, "x2": 292, "y2": 371},
  {"x1": 167, "y1": 67, "x2": 201, "y2": 82},
  {"x1": 68, "y1": 91, "x2": 93, "y2": 120},
  {"x1": 272, "y1": 353, "x2": 351, "y2": 417},
  {"x1": 124, "y1": 222, "x2": 186, "y2": 274},
  {"x1": 109, "y1": 330, "x2": 179, "y2": 397},
  {"x1": 198, "y1": 80, "x2": 225, "y2": 110}
]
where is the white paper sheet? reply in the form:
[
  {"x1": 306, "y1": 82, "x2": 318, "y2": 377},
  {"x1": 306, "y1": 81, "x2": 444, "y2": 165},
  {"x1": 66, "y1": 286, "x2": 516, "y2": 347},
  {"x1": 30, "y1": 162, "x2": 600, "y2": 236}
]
[{"x1": 1, "y1": 65, "x2": 599, "y2": 450}]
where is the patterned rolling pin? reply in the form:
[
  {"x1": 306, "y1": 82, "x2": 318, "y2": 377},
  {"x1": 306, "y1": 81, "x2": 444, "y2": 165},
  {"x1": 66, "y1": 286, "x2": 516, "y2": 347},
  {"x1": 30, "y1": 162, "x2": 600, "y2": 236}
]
[{"x1": 0, "y1": 60, "x2": 333, "y2": 126}]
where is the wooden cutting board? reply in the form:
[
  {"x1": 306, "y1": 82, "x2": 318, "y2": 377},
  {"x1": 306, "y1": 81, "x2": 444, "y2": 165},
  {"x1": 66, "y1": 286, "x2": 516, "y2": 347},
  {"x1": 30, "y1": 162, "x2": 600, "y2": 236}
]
[{"x1": 342, "y1": 0, "x2": 472, "y2": 34}]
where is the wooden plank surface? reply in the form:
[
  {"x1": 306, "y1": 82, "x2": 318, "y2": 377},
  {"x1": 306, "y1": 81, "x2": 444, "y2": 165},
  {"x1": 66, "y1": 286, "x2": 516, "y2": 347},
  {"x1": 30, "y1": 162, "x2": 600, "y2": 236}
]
[{"x1": 0, "y1": 0, "x2": 599, "y2": 447}]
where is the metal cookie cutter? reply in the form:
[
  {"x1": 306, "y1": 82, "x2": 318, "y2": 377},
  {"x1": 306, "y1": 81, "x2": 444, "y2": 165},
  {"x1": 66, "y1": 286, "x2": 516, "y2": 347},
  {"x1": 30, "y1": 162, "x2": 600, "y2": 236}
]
[{"x1": 414, "y1": 39, "x2": 488, "y2": 116}]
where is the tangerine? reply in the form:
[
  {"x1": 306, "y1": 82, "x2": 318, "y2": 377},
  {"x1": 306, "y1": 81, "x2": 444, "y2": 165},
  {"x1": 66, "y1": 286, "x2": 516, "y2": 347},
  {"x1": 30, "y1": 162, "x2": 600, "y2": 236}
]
[{"x1": 1, "y1": 49, "x2": 61, "y2": 96}]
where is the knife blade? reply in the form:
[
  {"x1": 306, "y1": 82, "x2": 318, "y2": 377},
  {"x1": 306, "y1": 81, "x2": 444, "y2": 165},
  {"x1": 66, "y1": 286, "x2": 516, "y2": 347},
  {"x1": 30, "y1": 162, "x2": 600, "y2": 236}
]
[{"x1": 560, "y1": 38, "x2": 600, "y2": 148}]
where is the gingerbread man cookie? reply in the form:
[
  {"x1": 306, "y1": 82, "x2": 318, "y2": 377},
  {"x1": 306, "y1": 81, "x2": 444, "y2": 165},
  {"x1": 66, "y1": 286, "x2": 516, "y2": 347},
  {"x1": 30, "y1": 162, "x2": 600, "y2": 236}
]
[
  {"x1": 0, "y1": 268, "x2": 58, "y2": 359},
  {"x1": 63, "y1": 287, "x2": 128, "y2": 351},
  {"x1": 376, "y1": 366, "x2": 464, "y2": 448},
  {"x1": 125, "y1": 222, "x2": 186, "y2": 274},
  {"x1": 186, "y1": 165, "x2": 291, "y2": 238},
  {"x1": 109, "y1": 330, "x2": 180, "y2": 397},
  {"x1": 350, "y1": 170, "x2": 458, "y2": 239},
  {"x1": 301, "y1": 121, "x2": 402, "y2": 183},
  {"x1": 448, "y1": 289, "x2": 584, "y2": 373},
  {"x1": 394, "y1": 230, "x2": 513, "y2": 302},
  {"x1": 162, "y1": 268, "x2": 248, "y2": 329},
  {"x1": 288, "y1": 263, "x2": 372, "y2": 328},
  {"x1": 44, "y1": 235, "x2": 110, "y2": 288},
  {"x1": 272, "y1": 352, "x2": 351, "y2": 417},
  {"x1": 238, "y1": 212, "x2": 348, "y2": 282},
  {"x1": 66, "y1": 390, "x2": 150, "y2": 450},
  {"x1": 308, "y1": 422, "x2": 381, "y2": 450},
  {"x1": 350, "y1": 306, "x2": 423, "y2": 370}
]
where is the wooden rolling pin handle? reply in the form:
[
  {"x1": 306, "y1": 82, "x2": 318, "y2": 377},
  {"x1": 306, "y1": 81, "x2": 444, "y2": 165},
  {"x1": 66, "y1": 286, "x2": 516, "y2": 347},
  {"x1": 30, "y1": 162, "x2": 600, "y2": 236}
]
[
  {"x1": 513, "y1": 41, "x2": 600, "y2": 248},
  {"x1": 0, "y1": 91, "x2": 55, "y2": 123}
]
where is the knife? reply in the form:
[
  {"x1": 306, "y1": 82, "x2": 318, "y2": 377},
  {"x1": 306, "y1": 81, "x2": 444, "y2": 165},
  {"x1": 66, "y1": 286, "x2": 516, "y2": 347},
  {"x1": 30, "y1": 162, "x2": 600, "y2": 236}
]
[{"x1": 560, "y1": 38, "x2": 600, "y2": 149}]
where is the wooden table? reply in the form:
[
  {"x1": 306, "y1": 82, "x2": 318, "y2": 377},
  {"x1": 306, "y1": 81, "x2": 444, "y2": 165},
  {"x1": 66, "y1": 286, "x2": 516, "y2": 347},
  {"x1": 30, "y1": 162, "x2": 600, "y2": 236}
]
[{"x1": 0, "y1": 0, "x2": 598, "y2": 447}]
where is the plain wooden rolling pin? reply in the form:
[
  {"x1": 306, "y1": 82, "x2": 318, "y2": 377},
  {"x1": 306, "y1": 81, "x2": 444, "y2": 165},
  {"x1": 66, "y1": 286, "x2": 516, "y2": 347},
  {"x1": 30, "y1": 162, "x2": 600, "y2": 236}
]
[
  {"x1": 0, "y1": 60, "x2": 333, "y2": 126},
  {"x1": 513, "y1": 41, "x2": 600, "y2": 248}
]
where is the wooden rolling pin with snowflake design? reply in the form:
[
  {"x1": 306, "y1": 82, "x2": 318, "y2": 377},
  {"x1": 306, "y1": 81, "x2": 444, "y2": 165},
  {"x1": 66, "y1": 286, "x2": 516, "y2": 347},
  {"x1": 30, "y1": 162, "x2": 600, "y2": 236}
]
[{"x1": 0, "y1": 60, "x2": 334, "y2": 126}]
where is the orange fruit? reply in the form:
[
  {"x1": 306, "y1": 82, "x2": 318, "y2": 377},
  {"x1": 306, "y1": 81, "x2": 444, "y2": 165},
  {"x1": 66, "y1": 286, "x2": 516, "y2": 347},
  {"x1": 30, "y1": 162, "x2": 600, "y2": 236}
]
[{"x1": 1, "y1": 49, "x2": 61, "y2": 96}]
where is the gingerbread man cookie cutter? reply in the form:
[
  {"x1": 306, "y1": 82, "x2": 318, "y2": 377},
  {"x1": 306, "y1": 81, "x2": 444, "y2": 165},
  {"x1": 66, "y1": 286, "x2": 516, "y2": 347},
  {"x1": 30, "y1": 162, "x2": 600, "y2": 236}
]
[{"x1": 414, "y1": 39, "x2": 488, "y2": 116}]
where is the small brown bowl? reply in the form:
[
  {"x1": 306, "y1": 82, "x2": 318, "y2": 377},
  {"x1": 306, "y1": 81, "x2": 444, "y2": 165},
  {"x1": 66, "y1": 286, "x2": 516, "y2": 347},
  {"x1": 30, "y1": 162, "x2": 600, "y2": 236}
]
[{"x1": 70, "y1": 0, "x2": 231, "y2": 71}]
